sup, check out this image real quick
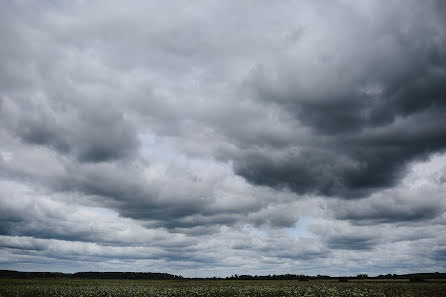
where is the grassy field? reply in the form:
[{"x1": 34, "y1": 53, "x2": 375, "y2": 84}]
[{"x1": 1, "y1": 278, "x2": 446, "y2": 297}]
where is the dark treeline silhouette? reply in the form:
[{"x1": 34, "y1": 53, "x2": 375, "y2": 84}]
[
  {"x1": 220, "y1": 274, "x2": 322, "y2": 281},
  {"x1": 375, "y1": 272, "x2": 446, "y2": 280},
  {"x1": 0, "y1": 270, "x2": 67, "y2": 279},
  {"x1": 1, "y1": 270, "x2": 445, "y2": 280},
  {"x1": 0, "y1": 270, "x2": 182, "y2": 280},
  {"x1": 73, "y1": 272, "x2": 183, "y2": 280}
]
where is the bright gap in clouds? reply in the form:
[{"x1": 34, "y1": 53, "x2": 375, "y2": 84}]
[{"x1": 285, "y1": 217, "x2": 316, "y2": 239}]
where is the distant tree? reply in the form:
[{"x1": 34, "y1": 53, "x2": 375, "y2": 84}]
[{"x1": 409, "y1": 277, "x2": 426, "y2": 282}]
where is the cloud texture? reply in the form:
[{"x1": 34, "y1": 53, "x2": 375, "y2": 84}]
[{"x1": 0, "y1": 0, "x2": 445, "y2": 276}]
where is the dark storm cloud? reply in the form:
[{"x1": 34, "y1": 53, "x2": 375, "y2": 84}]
[
  {"x1": 231, "y1": 1, "x2": 446, "y2": 198},
  {"x1": 237, "y1": 72, "x2": 446, "y2": 198}
]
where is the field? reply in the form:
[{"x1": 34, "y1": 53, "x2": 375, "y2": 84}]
[{"x1": 1, "y1": 279, "x2": 446, "y2": 297}]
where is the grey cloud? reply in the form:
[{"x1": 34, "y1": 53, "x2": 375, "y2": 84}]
[
  {"x1": 309, "y1": 217, "x2": 446, "y2": 255},
  {"x1": 0, "y1": 2, "x2": 138, "y2": 164},
  {"x1": 0, "y1": 140, "x2": 300, "y2": 231},
  {"x1": 432, "y1": 247, "x2": 446, "y2": 262},
  {"x1": 326, "y1": 235, "x2": 378, "y2": 251},
  {"x1": 335, "y1": 199, "x2": 443, "y2": 224},
  {"x1": 0, "y1": 182, "x2": 157, "y2": 245},
  {"x1": 330, "y1": 155, "x2": 446, "y2": 224},
  {"x1": 237, "y1": 74, "x2": 446, "y2": 198},
  {"x1": 0, "y1": 229, "x2": 330, "y2": 276},
  {"x1": 228, "y1": 1, "x2": 446, "y2": 198},
  {"x1": 309, "y1": 220, "x2": 381, "y2": 251},
  {"x1": 1, "y1": 97, "x2": 139, "y2": 163},
  {"x1": 6, "y1": 0, "x2": 446, "y2": 198},
  {"x1": 1, "y1": 0, "x2": 446, "y2": 276}
]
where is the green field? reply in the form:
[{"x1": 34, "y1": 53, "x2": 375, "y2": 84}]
[{"x1": 1, "y1": 279, "x2": 446, "y2": 297}]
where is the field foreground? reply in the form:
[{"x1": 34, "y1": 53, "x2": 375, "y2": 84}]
[{"x1": 1, "y1": 279, "x2": 446, "y2": 297}]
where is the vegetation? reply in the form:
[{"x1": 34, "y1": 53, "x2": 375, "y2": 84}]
[
  {"x1": 2, "y1": 270, "x2": 445, "y2": 280},
  {"x1": 0, "y1": 271, "x2": 182, "y2": 280},
  {"x1": 1, "y1": 278, "x2": 446, "y2": 297}
]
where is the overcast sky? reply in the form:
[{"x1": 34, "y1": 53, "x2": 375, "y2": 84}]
[{"x1": 1, "y1": 0, "x2": 446, "y2": 277}]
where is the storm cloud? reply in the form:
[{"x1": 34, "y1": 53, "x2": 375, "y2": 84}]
[{"x1": 0, "y1": 0, "x2": 445, "y2": 276}]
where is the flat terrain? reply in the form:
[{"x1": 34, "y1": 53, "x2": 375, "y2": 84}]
[{"x1": 1, "y1": 278, "x2": 446, "y2": 297}]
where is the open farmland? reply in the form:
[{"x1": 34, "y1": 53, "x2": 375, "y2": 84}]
[{"x1": 1, "y1": 279, "x2": 446, "y2": 297}]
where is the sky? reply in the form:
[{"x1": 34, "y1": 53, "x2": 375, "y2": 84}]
[{"x1": 0, "y1": 0, "x2": 446, "y2": 277}]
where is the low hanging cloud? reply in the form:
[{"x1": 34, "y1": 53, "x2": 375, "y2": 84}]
[{"x1": 0, "y1": 0, "x2": 446, "y2": 276}]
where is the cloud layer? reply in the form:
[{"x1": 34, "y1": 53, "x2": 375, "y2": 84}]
[{"x1": 0, "y1": 0, "x2": 445, "y2": 276}]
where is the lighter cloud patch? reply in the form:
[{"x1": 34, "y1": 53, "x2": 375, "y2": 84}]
[
  {"x1": 83, "y1": 206, "x2": 119, "y2": 218},
  {"x1": 404, "y1": 152, "x2": 446, "y2": 188},
  {"x1": 139, "y1": 132, "x2": 233, "y2": 172},
  {"x1": 285, "y1": 216, "x2": 317, "y2": 239},
  {"x1": 359, "y1": 82, "x2": 384, "y2": 97},
  {"x1": 0, "y1": 151, "x2": 13, "y2": 162},
  {"x1": 243, "y1": 224, "x2": 266, "y2": 237}
]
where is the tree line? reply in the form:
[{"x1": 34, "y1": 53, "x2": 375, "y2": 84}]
[{"x1": 1, "y1": 270, "x2": 445, "y2": 280}]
